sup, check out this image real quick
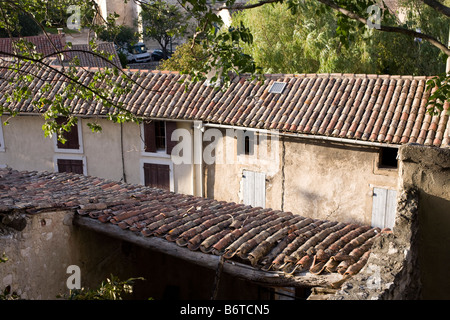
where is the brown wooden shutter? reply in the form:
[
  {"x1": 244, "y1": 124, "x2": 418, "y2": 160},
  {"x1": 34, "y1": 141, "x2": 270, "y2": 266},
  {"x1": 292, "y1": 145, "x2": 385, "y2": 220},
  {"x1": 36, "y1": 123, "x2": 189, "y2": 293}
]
[
  {"x1": 56, "y1": 117, "x2": 80, "y2": 150},
  {"x1": 143, "y1": 163, "x2": 170, "y2": 190},
  {"x1": 143, "y1": 121, "x2": 156, "y2": 153},
  {"x1": 57, "y1": 159, "x2": 83, "y2": 174},
  {"x1": 157, "y1": 164, "x2": 170, "y2": 190},
  {"x1": 165, "y1": 121, "x2": 177, "y2": 155}
]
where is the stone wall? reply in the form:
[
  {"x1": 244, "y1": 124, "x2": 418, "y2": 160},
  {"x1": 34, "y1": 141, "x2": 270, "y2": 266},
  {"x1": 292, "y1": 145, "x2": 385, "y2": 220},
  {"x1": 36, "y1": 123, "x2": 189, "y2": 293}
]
[
  {"x1": 0, "y1": 210, "x2": 77, "y2": 299},
  {"x1": 399, "y1": 145, "x2": 450, "y2": 299},
  {"x1": 330, "y1": 144, "x2": 450, "y2": 300},
  {"x1": 330, "y1": 188, "x2": 421, "y2": 300}
]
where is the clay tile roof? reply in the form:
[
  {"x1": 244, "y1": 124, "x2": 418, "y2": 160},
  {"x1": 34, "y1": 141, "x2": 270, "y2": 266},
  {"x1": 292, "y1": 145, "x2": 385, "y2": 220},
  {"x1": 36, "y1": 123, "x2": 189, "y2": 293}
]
[
  {"x1": 0, "y1": 61, "x2": 448, "y2": 148},
  {"x1": 69, "y1": 43, "x2": 122, "y2": 68},
  {"x1": 0, "y1": 34, "x2": 66, "y2": 58},
  {"x1": 0, "y1": 168, "x2": 389, "y2": 279},
  {"x1": 0, "y1": 35, "x2": 120, "y2": 68}
]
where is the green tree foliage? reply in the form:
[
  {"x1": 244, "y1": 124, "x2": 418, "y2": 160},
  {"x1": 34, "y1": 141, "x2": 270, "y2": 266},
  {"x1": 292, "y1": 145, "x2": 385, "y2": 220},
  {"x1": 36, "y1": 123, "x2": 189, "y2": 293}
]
[
  {"x1": 159, "y1": 41, "x2": 208, "y2": 72},
  {"x1": 232, "y1": 0, "x2": 447, "y2": 76},
  {"x1": 97, "y1": 11, "x2": 139, "y2": 47},
  {"x1": 63, "y1": 275, "x2": 145, "y2": 300},
  {"x1": 0, "y1": 14, "x2": 40, "y2": 37},
  {"x1": 140, "y1": 0, "x2": 191, "y2": 59}
]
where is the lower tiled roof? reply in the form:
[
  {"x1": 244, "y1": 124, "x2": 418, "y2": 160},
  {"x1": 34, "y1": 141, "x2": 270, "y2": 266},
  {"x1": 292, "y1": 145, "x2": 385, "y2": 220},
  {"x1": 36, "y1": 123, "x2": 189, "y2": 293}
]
[{"x1": 0, "y1": 168, "x2": 389, "y2": 278}]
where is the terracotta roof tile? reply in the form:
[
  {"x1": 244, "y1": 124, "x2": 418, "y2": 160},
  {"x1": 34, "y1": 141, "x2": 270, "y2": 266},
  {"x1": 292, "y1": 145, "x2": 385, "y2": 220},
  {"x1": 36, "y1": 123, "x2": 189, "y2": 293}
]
[
  {"x1": 0, "y1": 34, "x2": 66, "y2": 58},
  {"x1": 0, "y1": 62, "x2": 448, "y2": 147},
  {"x1": 0, "y1": 168, "x2": 389, "y2": 278},
  {"x1": 0, "y1": 35, "x2": 120, "y2": 68}
]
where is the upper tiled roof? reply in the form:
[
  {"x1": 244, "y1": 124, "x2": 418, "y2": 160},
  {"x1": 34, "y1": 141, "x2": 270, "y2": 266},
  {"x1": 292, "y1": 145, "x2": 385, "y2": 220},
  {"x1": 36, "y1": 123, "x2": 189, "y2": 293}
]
[
  {"x1": 0, "y1": 168, "x2": 388, "y2": 279},
  {"x1": 0, "y1": 34, "x2": 66, "y2": 57},
  {"x1": 0, "y1": 62, "x2": 448, "y2": 147},
  {"x1": 0, "y1": 35, "x2": 120, "y2": 68}
]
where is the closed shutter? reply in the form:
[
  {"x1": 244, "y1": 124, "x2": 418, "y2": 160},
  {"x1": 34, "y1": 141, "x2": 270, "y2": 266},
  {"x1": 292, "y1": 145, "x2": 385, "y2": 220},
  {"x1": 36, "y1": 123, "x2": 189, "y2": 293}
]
[
  {"x1": 57, "y1": 159, "x2": 84, "y2": 174},
  {"x1": 143, "y1": 121, "x2": 157, "y2": 153},
  {"x1": 242, "y1": 170, "x2": 265, "y2": 208},
  {"x1": 56, "y1": 117, "x2": 80, "y2": 150},
  {"x1": 143, "y1": 163, "x2": 170, "y2": 190},
  {"x1": 371, "y1": 187, "x2": 397, "y2": 229},
  {"x1": 165, "y1": 121, "x2": 177, "y2": 155}
]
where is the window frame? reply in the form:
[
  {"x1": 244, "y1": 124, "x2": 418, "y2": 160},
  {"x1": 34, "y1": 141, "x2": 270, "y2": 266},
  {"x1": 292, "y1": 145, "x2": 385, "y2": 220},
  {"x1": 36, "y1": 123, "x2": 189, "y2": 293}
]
[
  {"x1": 53, "y1": 154, "x2": 87, "y2": 175},
  {"x1": 53, "y1": 117, "x2": 84, "y2": 154}
]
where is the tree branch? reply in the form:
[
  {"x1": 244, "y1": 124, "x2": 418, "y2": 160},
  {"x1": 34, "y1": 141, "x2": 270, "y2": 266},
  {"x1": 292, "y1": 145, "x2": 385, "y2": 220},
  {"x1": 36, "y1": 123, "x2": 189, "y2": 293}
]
[
  {"x1": 316, "y1": 0, "x2": 450, "y2": 56},
  {"x1": 421, "y1": 0, "x2": 450, "y2": 18},
  {"x1": 217, "y1": 0, "x2": 283, "y2": 11}
]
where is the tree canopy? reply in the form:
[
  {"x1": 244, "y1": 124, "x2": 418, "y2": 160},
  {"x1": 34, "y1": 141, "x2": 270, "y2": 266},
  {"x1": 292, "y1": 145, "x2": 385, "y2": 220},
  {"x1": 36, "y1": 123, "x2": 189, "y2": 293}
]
[{"x1": 231, "y1": 0, "x2": 447, "y2": 76}]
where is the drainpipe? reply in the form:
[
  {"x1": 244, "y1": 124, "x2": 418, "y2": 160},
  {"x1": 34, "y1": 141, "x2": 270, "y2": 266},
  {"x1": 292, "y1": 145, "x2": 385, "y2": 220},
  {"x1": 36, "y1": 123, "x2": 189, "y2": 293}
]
[{"x1": 193, "y1": 120, "x2": 204, "y2": 197}]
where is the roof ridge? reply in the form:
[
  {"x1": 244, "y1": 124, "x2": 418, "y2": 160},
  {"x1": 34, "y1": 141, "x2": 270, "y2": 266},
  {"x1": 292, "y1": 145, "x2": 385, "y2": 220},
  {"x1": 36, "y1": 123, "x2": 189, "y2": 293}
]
[{"x1": 257, "y1": 72, "x2": 434, "y2": 80}]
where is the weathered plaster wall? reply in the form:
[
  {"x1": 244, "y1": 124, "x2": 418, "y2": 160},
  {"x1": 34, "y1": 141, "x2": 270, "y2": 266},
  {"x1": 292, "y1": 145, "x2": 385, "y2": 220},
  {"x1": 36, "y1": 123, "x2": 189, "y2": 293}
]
[
  {"x1": 0, "y1": 210, "x2": 77, "y2": 299},
  {"x1": 282, "y1": 138, "x2": 397, "y2": 225},
  {"x1": 0, "y1": 116, "x2": 54, "y2": 172},
  {"x1": 96, "y1": 0, "x2": 139, "y2": 28},
  {"x1": 205, "y1": 134, "x2": 398, "y2": 226}
]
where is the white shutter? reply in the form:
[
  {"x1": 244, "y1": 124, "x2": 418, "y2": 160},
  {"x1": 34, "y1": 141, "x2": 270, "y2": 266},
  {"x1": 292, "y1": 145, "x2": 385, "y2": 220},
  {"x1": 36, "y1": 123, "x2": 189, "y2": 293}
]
[
  {"x1": 243, "y1": 170, "x2": 255, "y2": 207},
  {"x1": 254, "y1": 171, "x2": 266, "y2": 208},
  {"x1": 242, "y1": 170, "x2": 266, "y2": 208},
  {"x1": 371, "y1": 187, "x2": 397, "y2": 229}
]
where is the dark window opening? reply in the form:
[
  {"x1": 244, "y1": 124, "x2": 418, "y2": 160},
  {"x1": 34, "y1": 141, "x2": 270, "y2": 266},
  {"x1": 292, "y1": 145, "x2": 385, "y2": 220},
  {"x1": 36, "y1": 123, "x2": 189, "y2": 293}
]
[
  {"x1": 143, "y1": 162, "x2": 170, "y2": 190},
  {"x1": 154, "y1": 121, "x2": 166, "y2": 151},
  {"x1": 143, "y1": 120, "x2": 177, "y2": 154},
  {"x1": 56, "y1": 117, "x2": 80, "y2": 150},
  {"x1": 244, "y1": 135, "x2": 253, "y2": 155},
  {"x1": 379, "y1": 147, "x2": 398, "y2": 169},
  {"x1": 57, "y1": 159, "x2": 83, "y2": 174},
  {"x1": 237, "y1": 131, "x2": 254, "y2": 156}
]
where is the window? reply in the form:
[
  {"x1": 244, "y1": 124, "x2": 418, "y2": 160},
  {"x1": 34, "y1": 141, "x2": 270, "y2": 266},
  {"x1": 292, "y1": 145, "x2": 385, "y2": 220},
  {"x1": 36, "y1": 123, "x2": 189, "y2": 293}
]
[
  {"x1": 56, "y1": 158, "x2": 85, "y2": 174},
  {"x1": 371, "y1": 187, "x2": 397, "y2": 229},
  {"x1": 142, "y1": 120, "x2": 177, "y2": 155},
  {"x1": 268, "y1": 82, "x2": 287, "y2": 94},
  {"x1": 237, "y1": 130, "x2": 255, "y2": 156},
  {"x1": 143, "y1": 162, "x2": 171, "y2": 191},
  {"x1": 54, "y1": 116, "x2": 82, "y2": 153},
  {"x1": 379, "y1": 147, "x2": 398, "y2": 169},
  {"x1": 241, "y1": 170, "x2": 265, "y2": 208}
]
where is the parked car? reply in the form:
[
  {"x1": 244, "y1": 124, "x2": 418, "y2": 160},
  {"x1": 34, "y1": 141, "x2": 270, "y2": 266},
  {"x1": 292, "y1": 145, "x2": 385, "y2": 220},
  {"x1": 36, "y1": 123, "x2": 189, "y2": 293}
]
[
  {"x1": 118, "y1": 42, "x2": 152, "y2": 64},
  {"x1": 151, "y1": 49, "x2": 172, "y2": 61}
]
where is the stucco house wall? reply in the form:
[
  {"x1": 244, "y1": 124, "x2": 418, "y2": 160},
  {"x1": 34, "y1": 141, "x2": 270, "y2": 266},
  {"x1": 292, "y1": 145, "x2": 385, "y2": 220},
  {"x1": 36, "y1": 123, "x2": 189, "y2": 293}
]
[
  {"x1": 204, "y1": 132, "x2": 398, "y2": 226},
  {"x1": 0, "y1": 115, "x2": 195, "y2": 196}
]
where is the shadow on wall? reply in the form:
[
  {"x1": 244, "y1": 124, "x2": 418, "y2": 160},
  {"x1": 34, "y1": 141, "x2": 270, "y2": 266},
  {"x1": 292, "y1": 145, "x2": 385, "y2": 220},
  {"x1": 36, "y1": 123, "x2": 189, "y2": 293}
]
[{"x1": 418, "y1": 191, "x2": 450, "y2": 299}]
